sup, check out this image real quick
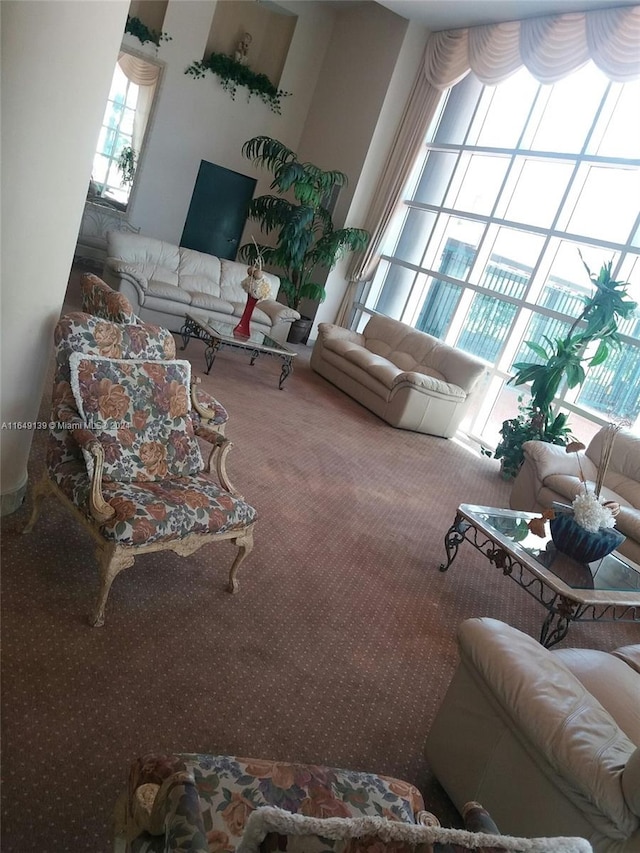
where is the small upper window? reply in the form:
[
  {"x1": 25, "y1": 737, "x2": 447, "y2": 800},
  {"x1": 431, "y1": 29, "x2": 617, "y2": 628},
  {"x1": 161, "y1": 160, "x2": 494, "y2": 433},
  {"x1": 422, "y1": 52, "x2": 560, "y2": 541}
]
[{"x1": 89, "y1": 50, "x2": 161, "y2": 210}]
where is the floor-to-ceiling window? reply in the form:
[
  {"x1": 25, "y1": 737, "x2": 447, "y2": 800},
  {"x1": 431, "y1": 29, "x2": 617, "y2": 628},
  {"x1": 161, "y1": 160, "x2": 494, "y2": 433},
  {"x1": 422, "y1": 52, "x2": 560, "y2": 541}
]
[{"x1": 354, "y1": 63, "x2": 640, "y2": 447}]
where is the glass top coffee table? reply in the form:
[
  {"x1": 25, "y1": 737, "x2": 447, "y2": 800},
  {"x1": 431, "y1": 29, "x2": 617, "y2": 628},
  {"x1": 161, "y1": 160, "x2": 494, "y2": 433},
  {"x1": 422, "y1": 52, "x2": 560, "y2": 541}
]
[
  {"x1": 440, "y1": 504, "x2": 640, "y2": 647},
  {"x1": 180, "y1": 313, "x2": 297, "y2": 389}
]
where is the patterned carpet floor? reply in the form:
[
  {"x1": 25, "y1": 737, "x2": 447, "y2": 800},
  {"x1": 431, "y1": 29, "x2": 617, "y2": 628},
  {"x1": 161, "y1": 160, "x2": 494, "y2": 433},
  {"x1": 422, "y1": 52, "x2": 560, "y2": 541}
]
[{"x1": 2, "y1": 268, "x2": 638, "y2": 851}]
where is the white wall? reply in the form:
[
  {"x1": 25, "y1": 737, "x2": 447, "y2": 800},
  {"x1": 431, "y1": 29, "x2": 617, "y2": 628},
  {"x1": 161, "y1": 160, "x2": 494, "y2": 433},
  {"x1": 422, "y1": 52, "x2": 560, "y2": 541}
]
[
  {"x1": 0, "y1": 0, "x2": 129, "y2": 513},
  {"x1": 292, "y1": 1, "x2": 410, "y2": 322},
  {"x1": 127, "y1": 0, "x2": 337, "y2": 244},
  {"x1": 296, "y1": 2, "x2": 408, "y2": 227},
  {"x1": 312, "y1": 19, "x2": 430, "y2": 335}
]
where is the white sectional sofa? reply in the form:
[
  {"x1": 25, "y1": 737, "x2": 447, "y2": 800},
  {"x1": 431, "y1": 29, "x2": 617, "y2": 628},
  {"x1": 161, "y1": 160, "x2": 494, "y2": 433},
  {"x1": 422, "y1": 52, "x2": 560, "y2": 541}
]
[
  {"x1": 425, "y1": 617, "x2": 640, "y2": 853},
  {"x1": 310, "y1": 315, "x2": 487, "y2": 438},
  {"x1": 510, "y1": 427, "x2": 640, "y2": 564},
  {"x1": 102, "y1": 231, "x2": 300, "y2": 344}
]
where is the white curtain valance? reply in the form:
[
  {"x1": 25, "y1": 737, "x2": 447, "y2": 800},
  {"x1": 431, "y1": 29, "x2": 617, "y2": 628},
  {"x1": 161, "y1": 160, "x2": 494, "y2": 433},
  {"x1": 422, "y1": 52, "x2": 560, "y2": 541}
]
[
  {"x1": 425, "y1": 4, "x2": 640, "y2": 88},
  {"x1": 343, "y1": 3, "x2": 640, "y2": 295},
  {"x1": 117, "y1": 52, "x2": 161, "y2": 87}
]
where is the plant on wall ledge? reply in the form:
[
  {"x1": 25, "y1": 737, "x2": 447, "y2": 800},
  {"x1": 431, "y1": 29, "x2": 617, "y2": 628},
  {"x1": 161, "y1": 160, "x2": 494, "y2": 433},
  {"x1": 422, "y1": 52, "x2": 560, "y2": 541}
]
[
  {"x1": 185, "y1": 53, "x2": 291, "y2": 114},
  {"x1": 124, "y1": 15, "x2": 172, "y2": 48}
]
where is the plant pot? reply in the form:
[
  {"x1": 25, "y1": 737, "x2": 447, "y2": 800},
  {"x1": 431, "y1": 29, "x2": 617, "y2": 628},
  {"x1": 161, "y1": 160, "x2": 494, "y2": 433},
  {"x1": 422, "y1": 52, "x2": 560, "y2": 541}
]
[
  {"x1": 287, "y1": 316, "x2": 313, "y2": 345},
  {"x1": 549, "y1": 513, "x2": 625, "y2": 564}
]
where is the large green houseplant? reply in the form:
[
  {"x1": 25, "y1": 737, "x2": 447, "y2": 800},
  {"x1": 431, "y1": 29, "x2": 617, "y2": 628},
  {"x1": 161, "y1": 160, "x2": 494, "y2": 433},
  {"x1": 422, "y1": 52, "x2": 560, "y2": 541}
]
[
  {"x1": 489, "y1": 256, "x2": 637, "y2": 479},
  {"x1": 238, "y1": 136, "x2": 370, "y2": 340}
]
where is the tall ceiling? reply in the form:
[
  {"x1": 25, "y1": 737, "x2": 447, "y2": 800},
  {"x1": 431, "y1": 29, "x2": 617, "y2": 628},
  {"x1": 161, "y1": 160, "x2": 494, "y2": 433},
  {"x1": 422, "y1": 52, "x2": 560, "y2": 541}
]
[{"x1": 374, "y1": 0, "x2": 639, "y2": 31}]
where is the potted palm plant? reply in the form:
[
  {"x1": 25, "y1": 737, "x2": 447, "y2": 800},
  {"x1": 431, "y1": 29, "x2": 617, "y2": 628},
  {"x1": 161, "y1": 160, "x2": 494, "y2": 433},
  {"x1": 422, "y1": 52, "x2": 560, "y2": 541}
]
[
  {"x1": 238, "y1": 136, "x2": 370, "y2": 343},
  {"x1": 487, "y1": 256, "x2": 636, "y2": 479}
]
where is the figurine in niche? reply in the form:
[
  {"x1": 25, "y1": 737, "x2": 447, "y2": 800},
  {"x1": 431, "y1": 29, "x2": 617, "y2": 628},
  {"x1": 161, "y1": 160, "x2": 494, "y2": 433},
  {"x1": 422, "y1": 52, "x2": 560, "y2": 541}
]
[{"x1": 234, "y1": 31, "x2": 252, "y2": 65}]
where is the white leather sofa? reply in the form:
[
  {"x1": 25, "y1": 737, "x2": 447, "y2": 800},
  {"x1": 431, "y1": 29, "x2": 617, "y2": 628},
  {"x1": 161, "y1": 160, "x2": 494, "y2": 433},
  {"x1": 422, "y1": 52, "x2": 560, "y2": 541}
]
[
  {"x1": 310, "y1": 315, "x2": 487, "y2": 438},
  {"x1": 102, "y1": 231, "x2": 300, "y2": 344},
  {"x1": 425, "y1": 617, "x2": 640, "y2": 853},
  {"x1": 510, "y1": 427, "x2": 640, "y2": 564}
]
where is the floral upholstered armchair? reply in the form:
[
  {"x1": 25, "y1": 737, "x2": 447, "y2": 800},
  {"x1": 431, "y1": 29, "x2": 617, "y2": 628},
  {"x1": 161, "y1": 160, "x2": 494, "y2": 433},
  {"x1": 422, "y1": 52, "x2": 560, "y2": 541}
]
[
  {"x1": 81, "y1": 272, "x2": 230, "y2": 437},
  {"x1": 23, "y1": 312, "x2": 257, "y2": 627},
  {"x1": 81, "y1": 272, "x2": 142, "y2": 324}
]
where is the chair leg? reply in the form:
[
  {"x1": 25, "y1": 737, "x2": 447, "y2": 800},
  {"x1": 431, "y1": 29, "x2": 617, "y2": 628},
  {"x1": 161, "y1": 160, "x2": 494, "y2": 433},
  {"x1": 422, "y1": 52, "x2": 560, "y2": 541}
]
[
  {"x1": 22, "y1": 474, "x2": 51, "y2": 534},
  {"x1": 227, "y1": 527, "x2": 254, "y2": 593},
  {"x1": 91, "y1": 543, "x2": 135, "y2": 627}
]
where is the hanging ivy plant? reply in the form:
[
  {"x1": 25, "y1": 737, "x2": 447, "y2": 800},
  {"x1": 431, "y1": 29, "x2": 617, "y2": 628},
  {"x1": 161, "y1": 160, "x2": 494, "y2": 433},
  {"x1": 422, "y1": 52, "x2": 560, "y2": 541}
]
[
  {"x1": 185, "y1": 52, "x2": 291, "y2": 114},
  {"x1": 124, "y1": 15, "x2": 172, "y2": 48}
]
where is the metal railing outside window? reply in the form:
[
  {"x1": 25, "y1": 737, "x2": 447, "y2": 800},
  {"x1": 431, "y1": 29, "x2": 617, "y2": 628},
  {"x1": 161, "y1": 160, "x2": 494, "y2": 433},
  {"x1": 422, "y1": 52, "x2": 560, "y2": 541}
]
[{"x1": 359, "y1": 64, "x2": 640, "y2": 441}]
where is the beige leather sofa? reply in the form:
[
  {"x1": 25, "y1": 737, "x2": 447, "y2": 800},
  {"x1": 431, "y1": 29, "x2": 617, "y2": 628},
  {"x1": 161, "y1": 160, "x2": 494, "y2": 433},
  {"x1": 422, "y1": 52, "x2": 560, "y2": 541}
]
[
  {"x1": 510, "y1": 427, "x2": 640, "y2": 564},
  {"x1": 310, "y1": 315, "x2": 487, "y2": 438},
  {"x1": 102, "y1": 231, "x2": 300, "y2": 344},
  {"x1": 425, "y1": 617, "x2": 640, "y2": 853}
]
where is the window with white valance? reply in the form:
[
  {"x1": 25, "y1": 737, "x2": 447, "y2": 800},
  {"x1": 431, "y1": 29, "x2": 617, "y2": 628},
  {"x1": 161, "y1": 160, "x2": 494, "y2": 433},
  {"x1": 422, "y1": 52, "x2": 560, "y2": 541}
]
[
  {"x1": 90, "y1": 48, "x2": 163, "y2": 209},
  {"x1": 345, "y1": 4, "x2": 640, "y2": 445}
]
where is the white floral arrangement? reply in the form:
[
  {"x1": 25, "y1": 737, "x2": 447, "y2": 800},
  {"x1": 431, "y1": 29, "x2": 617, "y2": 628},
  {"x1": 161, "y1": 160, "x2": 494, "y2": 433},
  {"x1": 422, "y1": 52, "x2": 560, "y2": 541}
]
[
  {"x1": 571, "y1": 489, "x2": 616, "y2": 533},
  {"x1": 241, "y1": 240, "x2": 271, "y2": 301},
  {"x1": 528, "y1": 422, "x2": 622, "y2": 538},
  {"x1": 565, "y1": 423, "x2": 621, "y2": 532}
]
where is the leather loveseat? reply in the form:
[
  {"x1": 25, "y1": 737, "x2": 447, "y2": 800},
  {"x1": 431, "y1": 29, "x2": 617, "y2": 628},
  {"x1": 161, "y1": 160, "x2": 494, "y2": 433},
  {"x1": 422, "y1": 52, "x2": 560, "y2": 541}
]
[
  {"x1": 310, "y1": 315, "x2": 486, "y2": 438},
  {"x1": 425, "y1": 617, "x2": 640, "y2": 853},
  {"x1": 510, "y1": 427, "x2": 640, "y2": 564},
  {"x1": 102, "y1": 231, "x2": 300, "y2": 344}
]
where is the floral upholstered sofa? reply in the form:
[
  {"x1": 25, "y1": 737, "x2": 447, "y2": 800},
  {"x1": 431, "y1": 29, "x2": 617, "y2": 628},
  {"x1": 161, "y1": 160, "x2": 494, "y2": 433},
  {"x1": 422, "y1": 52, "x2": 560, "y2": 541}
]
[{"x1": 116, "y1": 752, "x2": 592, "y2": 852}]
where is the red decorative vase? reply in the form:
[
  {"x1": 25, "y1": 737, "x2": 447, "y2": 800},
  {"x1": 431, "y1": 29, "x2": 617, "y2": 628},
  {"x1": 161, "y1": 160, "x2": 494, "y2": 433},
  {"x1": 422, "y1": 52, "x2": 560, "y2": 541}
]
[{"x1": 233, "y1": 294, "x2": 258, "y2": 338}]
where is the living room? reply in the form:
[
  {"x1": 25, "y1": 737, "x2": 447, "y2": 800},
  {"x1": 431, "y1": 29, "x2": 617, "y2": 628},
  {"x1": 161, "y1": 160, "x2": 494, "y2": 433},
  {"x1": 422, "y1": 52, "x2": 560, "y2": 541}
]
[{"x1": 2, "y1": 1, "x2": 640, "y2": 852}]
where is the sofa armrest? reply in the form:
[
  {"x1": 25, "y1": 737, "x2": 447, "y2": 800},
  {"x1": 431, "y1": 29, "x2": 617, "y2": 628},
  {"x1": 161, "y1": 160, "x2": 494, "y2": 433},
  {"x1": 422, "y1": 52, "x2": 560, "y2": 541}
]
[
  {"x1": 456, "y1": 618, "x2": 639, "y2": 830},
  {"x1": 522, "y1": 440, "x2": 598, "y2": 482},
  {"x1": 258, "y1": 299, "x2": 300, "y2": 325},
  {"x1": 317, "y1": 322, "x2": 365, "y2": 346},
  {"x1": 103, "y1": 258, "x2": 149, "y2": 294}
]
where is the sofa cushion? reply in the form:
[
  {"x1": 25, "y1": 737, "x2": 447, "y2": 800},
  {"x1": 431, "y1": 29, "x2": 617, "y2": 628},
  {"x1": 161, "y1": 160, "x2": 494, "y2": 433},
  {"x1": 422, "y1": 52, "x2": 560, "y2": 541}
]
[
  {"x1": 587, "y1": 429, "x2": 640, "y2": 487},
  {"x1": 612, "y1": 644, "x2": 640, "y2": 674},
  {"x1": 614, "y1": 505, "x2": 640, "y2": 543},
  {"x1": 107, "y1": 231, "x2": 179, "y2": 267},
  {"x1": 604, "y1": 473, "x2": 640, "y2": 510},
  {"x1": 542, "y1": 473, "x2": 632, "y2": 508},
  {"x1": 392, "y1": 372, "x2": 467, "y2": 401},
  {"x1": 190, "y1": 292, "x2": 235, "y2": 314},
  {"x1": 147, "y1": 281, "x2": 192, "y2": 304},
  {"x1": 361, "y1": 316, "x2": 486, "y2": 393},
  {"x1": 322, "y1": 337, "x2": 402, "y2": 388},
  {"x1": 69, "y1": 354, "x2": 203, "y2": 483},
  {"x1": 178, "y1": 248, "x2": 222, "y2": 295},
  {"x1": 554, "y1": 648, "x2": 640, "y2": 744},
  {"x1": 320, "y1": 347, "x2": 393, "y2": 399}
]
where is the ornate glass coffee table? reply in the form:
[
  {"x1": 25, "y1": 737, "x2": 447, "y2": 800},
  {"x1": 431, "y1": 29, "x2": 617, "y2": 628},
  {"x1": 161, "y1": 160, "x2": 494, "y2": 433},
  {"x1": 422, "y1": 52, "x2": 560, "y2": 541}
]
[
  {"x1": 440, "y1": 504, "x2": 640, "y2": 647},
  {"x1": 180, "y1": 313, "x2": 297, "y2": 389}
]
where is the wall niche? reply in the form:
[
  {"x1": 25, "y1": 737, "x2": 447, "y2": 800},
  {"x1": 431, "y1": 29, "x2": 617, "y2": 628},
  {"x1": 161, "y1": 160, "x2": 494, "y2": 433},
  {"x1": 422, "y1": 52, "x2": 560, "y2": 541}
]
[
  {"x1": 204, "y1": 0, "x2": 297, "y2": 88},
  {"x1": 127, "y1": 0, "x2": 168, "y2": 41}
]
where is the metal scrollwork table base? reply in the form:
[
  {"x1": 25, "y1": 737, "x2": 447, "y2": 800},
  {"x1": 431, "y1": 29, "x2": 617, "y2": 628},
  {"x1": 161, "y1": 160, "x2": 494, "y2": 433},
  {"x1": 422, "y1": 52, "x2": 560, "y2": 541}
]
[{"x1": 439, "y1": 504, "x2": 640, "y2": 648}]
